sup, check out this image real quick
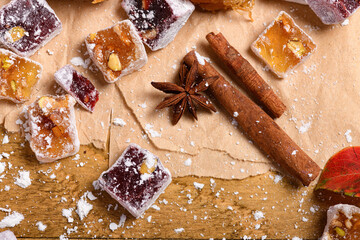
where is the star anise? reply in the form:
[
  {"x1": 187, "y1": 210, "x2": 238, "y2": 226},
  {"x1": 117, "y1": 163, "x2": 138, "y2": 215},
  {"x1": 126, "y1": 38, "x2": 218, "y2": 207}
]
[{"x1": 151, "y1": 61, "x2": 218, "y2": 125}]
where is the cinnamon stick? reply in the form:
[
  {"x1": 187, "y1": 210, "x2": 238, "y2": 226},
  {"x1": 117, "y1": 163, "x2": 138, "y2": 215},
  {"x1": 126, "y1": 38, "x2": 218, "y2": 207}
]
[
  {"x1": 206, "y1": 32, "x2": 286, "y2": 118},
  {"x1": 184, "y1": 50, "x2": 320, "y2": 186}
]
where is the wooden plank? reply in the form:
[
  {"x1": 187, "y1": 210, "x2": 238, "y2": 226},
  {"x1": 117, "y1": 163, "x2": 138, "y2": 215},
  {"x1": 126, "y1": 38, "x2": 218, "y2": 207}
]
[{"x1": 0, "y1": 128, "x2": 331, "y2": 239}]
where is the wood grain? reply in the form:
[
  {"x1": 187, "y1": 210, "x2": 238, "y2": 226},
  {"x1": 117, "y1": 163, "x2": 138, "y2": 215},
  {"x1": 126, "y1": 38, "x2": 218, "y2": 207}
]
[{"x1": 0, "y1": 127, "x2": 332, "y2": 239}]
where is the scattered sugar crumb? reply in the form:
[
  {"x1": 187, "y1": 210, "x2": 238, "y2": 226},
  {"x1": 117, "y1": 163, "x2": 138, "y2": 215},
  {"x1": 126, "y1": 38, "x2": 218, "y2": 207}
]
[
  {"x1": 151, "y1": 205, "x2": 160, "y2": 211},
  {"x1": 113, "y1": 118, "x2": 126, "y2": 127},
  {"x1": 174, "y1": 228, "x2": 185, "y2": 234},
  {"x1": 298, "y1": 121, "x2": 311, "y2": 134},
  {"x1": 147, "y1": 216, "x2": 152, "y2": 223},
  {"x1": 0, "y1": 211, "x2": 24, "y2": 228},
  {"x1": 36, "y1": 221, "x2": 47, "y2": 231},
  {"x1": 109, "y1": 214, "x2": 126, "y2": 231},
  {"x1": 253, "y1": 210, "x2": 265, "y2": 221},
  {"x1": 345, "y1": 130, "x2": 352, "y2": 143},
  {"x1": 62, "y1": 208, "x2": 74, "y2": 223},
  {"x1": 145, "y1": 124, "x2": 161, "y2": 138},
  {"x1": 184, "y1": 158, "x2": 192, "y2": 166},
  {"x1": 2, "y1": 135, "x2": 9, "y2": 144},
  {"x1": 193, "y1": 182, "x2": 204, "y2": 190},
  {"x1": 76, "y1": 193, "x2": 93, "y2": 220},
  {"x1": 70, "y1": 57, "x2": 89, "y2": 69},
  {"x1": 274, "y1": 175, "x2": 283, "y2": 184},
  {"x1": 14, "y1": 170, "x2": 31, "y2": 188}
]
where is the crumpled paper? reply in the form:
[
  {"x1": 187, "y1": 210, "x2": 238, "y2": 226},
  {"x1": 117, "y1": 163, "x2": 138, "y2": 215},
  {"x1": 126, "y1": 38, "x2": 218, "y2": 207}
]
[{"x1": 1, "y1": 0, "x2": 359, "y2": 179}]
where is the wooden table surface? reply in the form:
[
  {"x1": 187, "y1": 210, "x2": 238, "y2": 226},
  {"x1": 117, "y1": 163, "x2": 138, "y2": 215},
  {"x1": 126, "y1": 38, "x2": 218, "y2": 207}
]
[{"x1": 0, "y1": 127, "x2": 335, "y2": 240}]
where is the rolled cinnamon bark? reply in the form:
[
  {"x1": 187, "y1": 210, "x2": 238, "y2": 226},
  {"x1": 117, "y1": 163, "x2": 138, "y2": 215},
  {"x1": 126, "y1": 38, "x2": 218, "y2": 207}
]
[
  {"x1": 206, "y1": 32, "x2": 286, "y2": 118},
  {"x1": 184, "y1": 50, "x2": 320, "y2": 186}
]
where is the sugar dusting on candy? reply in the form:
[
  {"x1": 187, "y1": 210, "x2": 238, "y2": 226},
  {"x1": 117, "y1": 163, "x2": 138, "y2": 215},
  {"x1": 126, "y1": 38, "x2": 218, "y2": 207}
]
[
  {"x1": 121, "y1": 0, "x2": 195, "y2": 51},
  {"x1": 0, "y1": 0, "x2": 62, "y2": 57},
  {"x1": 97, "y1": 143, "x2": 172, "y2": 218},
  {"x1": 54, "y1": 65, "x2": 100, "y2": 112}
]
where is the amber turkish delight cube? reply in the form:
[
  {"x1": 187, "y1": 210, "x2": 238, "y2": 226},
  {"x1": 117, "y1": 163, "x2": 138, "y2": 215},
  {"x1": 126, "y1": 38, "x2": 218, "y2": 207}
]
[
  {"x1": 121, "y1": 0, "x2": 195, "y2": 51},
  {"x1": 0, "y1": 48, "x2": 42, "y2": 103},
  {"x1": 251, "y1": 11, "x2": 317, "y2": 78},
  {"x1": 97, "y1": 143, "x2": 172, "y2": 218},
  {"x1": 0, "y1": 0, "x2": 62, "y2": 57},
  {"x1": 321, "y1": 204, "x2": 360, "y2": 240},
  {"x1": 85, "y1": 20, "x2": 148, "y2": 83},
  {"x1": 54, "y1": 65, "x2": 99, "y2": 112},
  {"x1": 25, "y1": 95, "x2": 80, "y2": 163}
]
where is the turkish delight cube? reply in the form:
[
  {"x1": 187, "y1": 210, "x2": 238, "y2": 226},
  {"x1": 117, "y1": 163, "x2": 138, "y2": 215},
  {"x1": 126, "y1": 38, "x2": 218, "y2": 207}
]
[
  {"x1": 25, "y1": 95, "x2": 80, "y2": 163},
  {"x1": 54, "y1": 65, "x2": 99, "y2": 112},
  {"x1": 251, "y1": 11, "x2": 317, "y2": 78},
  {"x1": 0, "y1": 48, "x2": 42, "y2": 103},
  {"x1": 121, "y1": 0, "x2": 195, "y2": 51},
  {"x1": 307, "y1": 0, "x2": 360, "y2": 25},
  {"x1": 0, "y1": 230, "x2": 17, "y2": 240},
  {"x1": 85, "y1": 20, "x2": 148, "y2": 83},
  {"x1": 97, "y1": 143, "x2": 172, "y2": 218},
  {"x1": 0, "y1": 0, "x2": 62, "y2": 57},
  {"x1": 320, "y1": 204, "x2": 360, "y2": 240}
]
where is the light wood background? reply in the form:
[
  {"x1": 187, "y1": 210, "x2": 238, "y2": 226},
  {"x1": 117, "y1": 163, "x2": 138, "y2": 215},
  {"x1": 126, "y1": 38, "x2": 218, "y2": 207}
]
[{"x1": 0, "y1": 127, "x2": 336, "y2": 240}]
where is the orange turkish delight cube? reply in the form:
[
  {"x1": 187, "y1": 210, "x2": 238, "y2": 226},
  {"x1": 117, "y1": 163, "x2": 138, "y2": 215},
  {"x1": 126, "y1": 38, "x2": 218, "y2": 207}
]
[
  {"x1": 251, "y1": 11, "x2": 316, "y2": 78},
  {"x1": 85, "y1": 20, "x2": 147, "y2": 83},
  {"x1": 25, "y1": 95, "x2": 80, "y2": 163},
  {"x1": 0, "y1": 49, "x2": 42, "y2": 103}
]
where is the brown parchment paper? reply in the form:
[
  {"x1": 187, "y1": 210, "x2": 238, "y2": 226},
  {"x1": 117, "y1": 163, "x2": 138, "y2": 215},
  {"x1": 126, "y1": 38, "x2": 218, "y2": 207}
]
[{"x1": 1, "y1": 0, "x2": 359, "y2": 179}]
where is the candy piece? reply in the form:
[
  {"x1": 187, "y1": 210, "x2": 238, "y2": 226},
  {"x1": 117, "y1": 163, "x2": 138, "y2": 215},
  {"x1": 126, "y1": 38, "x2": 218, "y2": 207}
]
[
  {"x1": 97, "y1": 143, "x2": 172, "y2": 218},
  {"x1": 54, "y1": 65, "x2": 99, "y2": 112},
  {"x1": 85, "y1": 20, "x2": 148, "y2": 83},
  {"x1": 0, "y1": 48, "x2": 42, "y2": 103},
  {"x1": 251, "y1": 11, "x2": 316, "y2": 78},
  {"x1": 0, "y1": 230, "x2": 17, "y2": 240},
  {"x1": 121, "y1": 0, "x2": 195, "y2": 51},
  {"x1": 26, "y1": 95, "x2": 80, "y2": 163},
  {"x1": 307, "y1": 0, "x2": 360, "y2": 25},
  {"x1": 0, "y1": 0, "x2": 62, "y2": 57},
  {"x1": 320, "y1": 204, "x2": 360, "y2": 240}
]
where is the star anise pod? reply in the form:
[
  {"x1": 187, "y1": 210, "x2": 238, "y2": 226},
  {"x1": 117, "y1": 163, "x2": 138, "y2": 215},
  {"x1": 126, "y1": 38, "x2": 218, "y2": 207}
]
[{"x1": 151, "y1": 61, "x2": 218, "y2": 125}]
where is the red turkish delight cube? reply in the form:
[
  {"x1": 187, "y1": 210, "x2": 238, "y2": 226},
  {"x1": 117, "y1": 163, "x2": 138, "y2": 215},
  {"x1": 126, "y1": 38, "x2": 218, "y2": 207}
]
[
  {"x1": 97, "y1": 144, "x2": 172, "y2": 218},
  {"x1": 0, "y1": 0, "x2": 62, "y2": 57},
  {"x1": 307, "y1": 0, "x2": 360, "y2": 24},
  {"x1": 121, "y1": 0, "x2": 195, "y2": 51},
  {"x1": 54, "y1": 65, "x2": 99, "y2": 112}
]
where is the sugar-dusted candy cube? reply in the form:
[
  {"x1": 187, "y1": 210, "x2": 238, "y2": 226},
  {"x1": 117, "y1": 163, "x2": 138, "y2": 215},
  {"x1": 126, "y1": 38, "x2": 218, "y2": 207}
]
[
  {"x1": 0, "y1": 48, "x2": 42, "y2": 103},
  {"x1": 54, "y1": 65, "x2": 99, "y2": 112},
  {"x1": 320, "y1": 204, "x2": 360, "y2": 240},
  {"x1": 0, "y1": 230, "x2": 17, "y2": 240},
  {"x1": 307, "y1": 0, "x2": 360, "y2": 25},
  {"x1": 97, "y1": 143, "x2": 172, "y2": 218},
  {"x1": 25, "y1": 95, "x2": 80, "y2": 163},
  {"x1": 251, "y1": 11, "x2": 316, "y2": 78},
  {"x1": 85, "y1": 20, "x2": 148, "y2": 83},
  {"x1": 0, "y1": 0, "x2": 62, "y2": 57},
  {"x1": 121, "y1": 0, "x2": 195, "y2": 51}
]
